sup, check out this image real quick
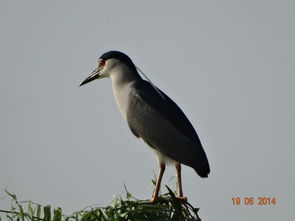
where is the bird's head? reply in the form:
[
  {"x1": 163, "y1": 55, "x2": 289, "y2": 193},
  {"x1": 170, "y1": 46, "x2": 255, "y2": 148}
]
[{"x1": 79, "y1": 50, "x2": 139, "y2": 86}]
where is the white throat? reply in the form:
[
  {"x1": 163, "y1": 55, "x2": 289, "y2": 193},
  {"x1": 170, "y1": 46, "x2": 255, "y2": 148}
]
[{"x1": 109, "y1": 65, "x2": 139, "y2": 118}]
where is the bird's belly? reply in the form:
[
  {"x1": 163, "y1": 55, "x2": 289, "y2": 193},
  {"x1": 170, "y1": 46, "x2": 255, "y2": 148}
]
[
  {"x1": 149, "y1": 146, "x2": 176, "y2": 165},
  {"x1": 128, "y1": 101, "x2": 199, "y2": 167},
  {"x1": 139, "y1": 137, "x2": 175, "y2": 165}
]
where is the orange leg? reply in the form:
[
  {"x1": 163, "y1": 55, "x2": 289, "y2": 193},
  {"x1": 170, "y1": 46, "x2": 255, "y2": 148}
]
[
  {"x1": 151, "y1": 163, "x2": 165, "y2": 202},
  {"x1": 175, "y1": 162, "x2": 187, "y2": 201}
]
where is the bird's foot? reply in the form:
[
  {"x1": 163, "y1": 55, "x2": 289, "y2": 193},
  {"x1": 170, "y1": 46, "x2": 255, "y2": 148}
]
[
  {"x1": 176, "y1": 196, "x2": 188, "y2": 203},
  {"x1": 151, "y1": 196, "x2": 187, "y2": 203},
  {"x1": 150, "y1": 196, "x2": 158, "y2": 203},
  {"x1": 150, "y1": 196, "x2": 168, "y2": 203}
]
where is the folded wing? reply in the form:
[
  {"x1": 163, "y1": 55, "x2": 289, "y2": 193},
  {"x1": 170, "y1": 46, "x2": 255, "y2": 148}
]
[{"x1": 126, "y1": 80, "x2": 210, "y2": 177}]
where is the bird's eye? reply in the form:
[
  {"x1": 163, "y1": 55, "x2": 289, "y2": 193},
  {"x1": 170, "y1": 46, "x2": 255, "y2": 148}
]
[{"x1": 98, "y1": 59, "x2": 105, "y2": 67}]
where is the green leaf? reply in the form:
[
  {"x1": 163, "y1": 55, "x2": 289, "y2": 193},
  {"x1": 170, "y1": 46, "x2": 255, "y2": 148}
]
[
  {"x1": 28, "y1": 201, "x2": 34, "y2": 217},
  {"x1": 53, "y1": 208, "x2": 62, "y2": 221},
  {"x1": 124, "y1": 184, "x2": 133, "y2": 200},
  {"x1": 75, "y1": 214, "x2": 79, "y2": 221},
  {"x1": 5, "y1": 190, "x2": 17, "y2": 202},
  {"x1": 36, "y1": 205, "x2": 41, "y2": 219},
  {"x1": 99, "y1": 208, "x2": 109, "y2": 221},
  {"x1": 18, "y1": 205, "x2": 24, "y2": 221},
  {"x1": 44, "y1": 205, "x2": 51, "y2": 221},
  {"x1": 7, "y1": 215, "x2": 13, "y2": 221}
]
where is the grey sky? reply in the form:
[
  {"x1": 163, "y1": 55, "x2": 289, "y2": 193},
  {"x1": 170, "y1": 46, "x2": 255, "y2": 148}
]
[{"x1": 0, "y1": 0, "x2": 294, "y2": 220}]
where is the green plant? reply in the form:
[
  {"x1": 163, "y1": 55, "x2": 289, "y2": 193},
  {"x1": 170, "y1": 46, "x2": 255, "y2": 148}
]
[{"x1": 1, "y1": 186, "x2": 201, "y2": 221}]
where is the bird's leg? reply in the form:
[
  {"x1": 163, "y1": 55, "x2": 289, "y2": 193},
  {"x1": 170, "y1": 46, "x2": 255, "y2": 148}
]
[
  {"x1": 151, "y1": 162, "x2": 165, "y2": 202},
  {"x1": 175, "y1": 162, "x2": 187, "y2": 202}
]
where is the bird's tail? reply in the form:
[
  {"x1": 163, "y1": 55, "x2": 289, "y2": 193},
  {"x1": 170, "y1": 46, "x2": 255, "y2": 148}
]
[
  {"x1": 194, "y1": 162, "x2": 210, "y2": 178},
  {"x1": 192, "y1": 147, "x2": 210, "y2": 178}
]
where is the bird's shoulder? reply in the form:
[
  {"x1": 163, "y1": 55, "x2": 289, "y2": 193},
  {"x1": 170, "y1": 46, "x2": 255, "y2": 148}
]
[{"x1": 127, "y1": 79, "x2": 200, "y2": 141}]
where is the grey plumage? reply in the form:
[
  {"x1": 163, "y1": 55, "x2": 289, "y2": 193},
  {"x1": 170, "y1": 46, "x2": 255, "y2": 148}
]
[{"x1": 127, "y1": 79, "x2": 210, "y2": 177}]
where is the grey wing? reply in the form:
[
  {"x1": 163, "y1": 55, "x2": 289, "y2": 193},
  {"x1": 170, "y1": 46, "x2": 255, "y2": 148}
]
[{"x1": 126, "y1": 80, "x2": 210, "y2": 177}]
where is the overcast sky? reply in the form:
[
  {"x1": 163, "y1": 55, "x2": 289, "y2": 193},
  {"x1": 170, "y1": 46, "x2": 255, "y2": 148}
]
[{"x1": 0, "y1": 1, "x2": 294, "y2": 220}]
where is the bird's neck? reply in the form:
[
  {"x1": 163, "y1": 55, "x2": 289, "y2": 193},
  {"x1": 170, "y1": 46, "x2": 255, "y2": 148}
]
[
  {"x1": 109, "y1": 65, "x2": 141, "y2": 86},
  {"x1": 109, "y1": 66, "x2": 141, "y2": 118}
]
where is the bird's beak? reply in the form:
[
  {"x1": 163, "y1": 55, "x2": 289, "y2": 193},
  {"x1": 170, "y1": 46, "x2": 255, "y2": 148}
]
[{"x1": 79, "y1": 67, "x2": 100, "y2": 87}]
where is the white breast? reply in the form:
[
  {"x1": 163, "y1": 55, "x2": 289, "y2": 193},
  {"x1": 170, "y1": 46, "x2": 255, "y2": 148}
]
[
  {"x1": 108, "y1": 63, "x2": 139, "y2": 119},
  {"x1": 112, "y1": 81, "x2": 133, "y2": 119}
]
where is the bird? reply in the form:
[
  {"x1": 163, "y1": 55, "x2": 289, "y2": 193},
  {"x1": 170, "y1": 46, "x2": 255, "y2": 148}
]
[{"x1": 79, "y1": 51, "x2": 210, "y2": 202}]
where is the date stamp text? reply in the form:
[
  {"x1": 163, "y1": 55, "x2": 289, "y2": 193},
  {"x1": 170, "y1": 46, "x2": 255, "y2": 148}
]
[{"x1": 232, "y1": 197, "x2": 276, "y2": 206}]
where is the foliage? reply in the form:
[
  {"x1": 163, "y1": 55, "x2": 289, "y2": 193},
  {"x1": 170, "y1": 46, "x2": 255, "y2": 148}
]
[{"x1": 0, "y1": 186, "x2": 201, "y2": 221}]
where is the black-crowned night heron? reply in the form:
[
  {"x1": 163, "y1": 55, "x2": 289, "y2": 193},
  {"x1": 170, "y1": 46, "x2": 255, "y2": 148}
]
[{"x1": 80, "y1": 51, "x2": 210, "y2": 202}]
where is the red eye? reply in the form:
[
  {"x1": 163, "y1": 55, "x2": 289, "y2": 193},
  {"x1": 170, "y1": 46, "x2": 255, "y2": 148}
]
[{"x1": 98, "y1": 59, "x2": 105, "y2": 67}]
